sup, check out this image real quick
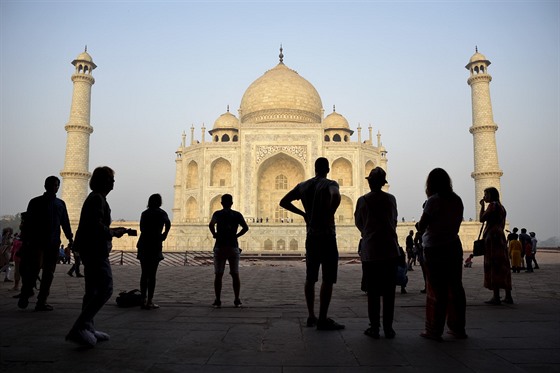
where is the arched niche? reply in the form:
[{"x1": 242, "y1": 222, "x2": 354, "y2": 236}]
[
  {"x1": 186, "y1": 160, "x2": 199, "y2": 189},
  {"x1": 210, "y1": 158, "x2": 232, "y2": 187},
  {"x1": 264, "y1": 239, "x2": 273, "y2": 250},
  {"x1": 337, "y1": 195, "x2": 354, "y2": 224},
  {"x1": 185, "y1": 196, "x2": 198, "y2": 222},
  {"x1": 209, "y1": 195, "x2": 223, "y2": 218},
  {"x1": 256, "y1": 153, "x2": 305, "y2": 222},
  {"x1": 365, "y1": 160, "x2": 376, "y2": 179},
  {"x1": 331, "y1": 157, "x2": 353, "y2": 186}
]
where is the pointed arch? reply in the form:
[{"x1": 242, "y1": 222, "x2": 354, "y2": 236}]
[
  {"x1": 337, "y1": 195, "x2": 354, "y2": 224},
  {"x1": 185, "y1": 196, "x2": 199, "y2": 222},
  {"x1": 331, "y1": 157, "x2": 353, "y2": 187},
  {"x1": 289, "y1": 239, "x2": 298, "y2": 251},
  {"x1": 209, "y1": 195, "x2": 222, "y2": 218},
  {"x1": 365, "y1": 160, "x2": 376, "y2": 179},
  {"x1": 186, "y1": 160, "x2": 199, "y2": 189},
  {"x1": 210, "y1": 158, "x2": 231, "y2": 187},
  {"x1": 264, "y1": 239, "x2": 273, "y2": 250},
  {"x1": 257, "y1": 153, "x2": 305, "y2": 223}
]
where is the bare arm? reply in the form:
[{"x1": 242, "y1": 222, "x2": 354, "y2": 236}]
[
  {"x1": 237, "y1": 219, "x2": 249, "y2": 238},
  {"x1": 329, "y1": 184, "x2": 341, "y2": 215},
  {"x1": 208, "y1": 215, "x2": 217, "y2": 238},
  {"x1": 279, "y1": 189, "x2": 306, "y2": 220}
]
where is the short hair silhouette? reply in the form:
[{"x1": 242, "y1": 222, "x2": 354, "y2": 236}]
[
  {"x1": 89, "y1": 166, "x2": 115, "y2": 192},
  {"x1": 147, "y1": 194, "x2": 162, "y2": 208},
  {"x1": 44, "y1": 176, "x2": 60, "y2": 189},
  {"x1": 315, "y1": 157, "x2": 329, "y2": 174},
  {"x1": 221, "y1": 194, "x2": 233, "y2": 206}
]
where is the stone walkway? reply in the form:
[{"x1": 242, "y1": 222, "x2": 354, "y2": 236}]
[{"x1": 1, "y1": 251, "x2": 559, "y2": 372}]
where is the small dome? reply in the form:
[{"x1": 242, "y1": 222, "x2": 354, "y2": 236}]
[
  {"x1": 240, "y1": 62, "x2": 323, "y2": 124},
  {"x1": 466, "y1": 49, "x2": 490, "y2": 70},
  {"x1": 323, "y1": 109, "x2": 349, "y2": 129},
  {"x1": 469, "y1": 52, "x2": 487, "y2": 64},
  {"x1": 212, "y1": 110, "x2": 239, "y2": 130},
  {"x1": 76, "y1": 51, "x2": 93, "y2": 62},
  {"x1": 72, "y1": 50, "x2": 96, "y2": 69}
]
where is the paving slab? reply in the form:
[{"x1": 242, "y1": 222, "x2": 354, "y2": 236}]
[{"x1": 1, "y1": 251, "x2": 559, "y2": 372}]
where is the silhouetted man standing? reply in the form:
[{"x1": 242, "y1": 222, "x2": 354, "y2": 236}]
[
  {"x1": 18, "y1": 176, "x2": 73, "y2": 311},
  {"x1": 280, "y1": 157, "x2": 343, "y2": 330},
  {"x1": 208, "y1": 194, "x2": 248, "y2": 308}
]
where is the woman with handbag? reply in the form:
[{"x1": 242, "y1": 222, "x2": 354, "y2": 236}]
[
  {"x1": 480, "y1": 187, "x2": 513, "y2": 305},
  {"x1": 416, "y1": 168, "x2": 467, "y2": 341}
]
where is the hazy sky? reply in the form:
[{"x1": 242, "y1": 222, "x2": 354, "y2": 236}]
[{"x1": 1, "y1": 1, "x2": 558, "y2": 240}]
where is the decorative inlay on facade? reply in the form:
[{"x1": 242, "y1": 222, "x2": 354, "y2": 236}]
[
  {"x1": 256, "y1": 145, "x2": 307, "y2": 164},
  {"x1": 242, "y1": 108, "x2": 321, "y2": 124}
]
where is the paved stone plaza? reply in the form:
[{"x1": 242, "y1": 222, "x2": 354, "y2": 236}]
[{"x1": 1, "y1": 251, "x2": 559, "y2": 372}]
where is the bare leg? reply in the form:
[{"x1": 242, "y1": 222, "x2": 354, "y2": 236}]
[
  {"x1": 304, "y1": 280, "x2": 316, "y2": 319},
  {"x1": 318, "y1": 282, "x2": 333, "y2": 321}
]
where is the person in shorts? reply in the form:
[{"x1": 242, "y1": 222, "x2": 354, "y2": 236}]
[
  {"x1": 280, "y1": 157, "x2": 343, "y2": 331},
  {"x1": 208, "y1": 194, "x2": 248, "y2": 308}
]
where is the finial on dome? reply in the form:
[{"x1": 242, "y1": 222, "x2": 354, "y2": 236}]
[
  {"x1": 85, "y1": 45, "x2": 87, "y2": 52},
  {"x1": 279, "y1": 44, "x2": 284, "y2": 64},
  {"x1": 227, "y1": 104, "x2": 229, "y2": 112},
  {"x1": 475, "y1": 45, "x2": 478, "y2": 53},
  {"x1": 333, "y1": 105, "x2": 336, "y2": 113}
]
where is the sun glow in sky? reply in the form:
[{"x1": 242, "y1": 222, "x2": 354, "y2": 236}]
[{"x1": 1, "y1": 1, "x2": 558, "y2": 240}]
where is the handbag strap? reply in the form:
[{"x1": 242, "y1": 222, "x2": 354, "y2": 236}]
[{"x1": 477, "y1": 222, "x2": 485, "y2": 240}]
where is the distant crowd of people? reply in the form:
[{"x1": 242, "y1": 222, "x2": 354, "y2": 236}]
[{"x1": 1, "y1": 158, "x2": 540, "y2": 348}]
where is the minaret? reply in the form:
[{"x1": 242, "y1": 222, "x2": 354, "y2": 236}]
[
  {"x1": 466, "y1": 48, "x2": 503, "y2": 219},
  {"x1": 60, "y1": 48, "x2": 96, "y2": 228}
]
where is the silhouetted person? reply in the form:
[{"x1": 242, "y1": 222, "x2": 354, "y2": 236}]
[
  {"x1": 66, "y1": 241, "x2": 83, "y2": 277},
  {"x1": 18, "y1": 176, "x2": 73, "y2": 311},
  {"x1": 519, "y1": 228, "x2": 532, "y2": 272},
  {"x1": 417, "y1": 168, "x2": 467, "y2": 341},
  {"x1": 66, "y1": 166, "x2": 127, "y2": 347},
  {"x1": 208, "y1": 194, "x2": 248, "y2": 308},
  {"x1": 529, "y1": 232, "x2": 539, "y2": 269},
  {"x1": 137, "y1": 193, "x2": 171, "y2": 310},
  {"x1": 355, "y1": 167, "x2": 399, "y2": 339},
  {"x1": 406, "y1": 230, "x2": 415, "y2": 270},
  {"x1": 280, "y1": 157, "x2": 343, "y2": 331}
]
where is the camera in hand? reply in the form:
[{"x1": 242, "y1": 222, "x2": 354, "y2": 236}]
[{"x1": 126, "y1": 229, "x2": 137, "y2": 236}]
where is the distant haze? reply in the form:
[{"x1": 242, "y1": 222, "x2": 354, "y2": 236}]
[{"x1": 1, "y1": 2, "x2": 558, "y2": 241}]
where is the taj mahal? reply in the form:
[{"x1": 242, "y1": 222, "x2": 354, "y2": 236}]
[{"x1": 60, "y1": 47, "x2": 502, "y2": 253}]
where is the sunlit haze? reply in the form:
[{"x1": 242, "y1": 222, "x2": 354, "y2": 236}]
[{"x1": 1, "y1": 1, "x2": 558, "y2": 241}]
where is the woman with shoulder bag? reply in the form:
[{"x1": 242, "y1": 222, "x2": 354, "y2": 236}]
[{"x1": 480, "y1": 187, "x2": 513, "y2": 305}]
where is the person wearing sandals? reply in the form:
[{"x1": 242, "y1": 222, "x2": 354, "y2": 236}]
[
  {"x1": 280, "y1": 157, "x2": 343, "y2": 331},
  {"x1": 137, "y1": 194, "x2": 171, "y2": 310},
  {"x1": 416, "y1": 168, "x2": 467, "y2": 341},
  {"x1": 354, "y1": 167, "x2": 399, "y2": 339},
  {"x1": 480, "y1": 187, "x2": 514, "y2": 305},
  {"x1": 208, "y1": 194, "x2": 248, "y2": 308}
]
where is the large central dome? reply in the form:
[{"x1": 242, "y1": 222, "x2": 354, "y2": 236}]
[{"x1": 239, "y1": 61, "x2": 323, "y2": 124}]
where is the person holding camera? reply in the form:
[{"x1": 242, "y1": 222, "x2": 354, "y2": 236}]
[
  {"x1": 66, "y1": 166, "x2": 128, "y2": 347},
  {"x1": 137, "y1": 193, "x2": 171, "y2": 310}
]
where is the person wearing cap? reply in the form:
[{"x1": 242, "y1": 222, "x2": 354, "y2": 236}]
[
  {"x1": 354, "y1": 167, "x2": 399, "y2": 339},
  {"x1": 208, "y1": 193, "x2": 249, "y2": 308},
  {"x1": 280, "y1": 157, "x2": 343, "y2": 331},
  {"x1": 416, "y1": 168, "x2": 467, "y2": 341}
]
